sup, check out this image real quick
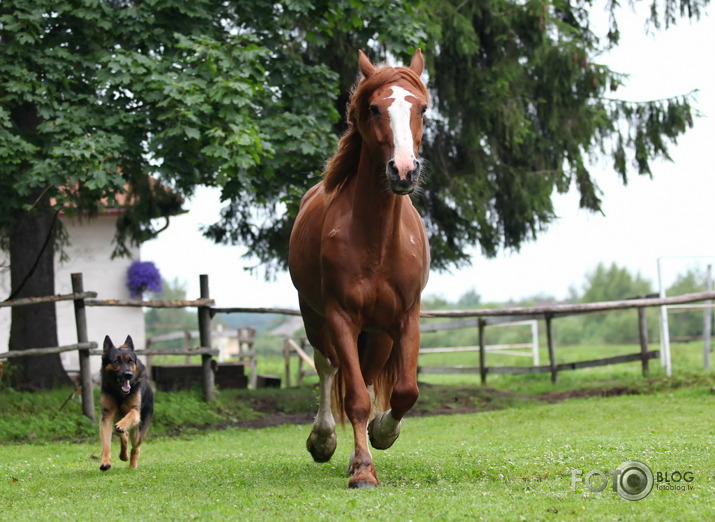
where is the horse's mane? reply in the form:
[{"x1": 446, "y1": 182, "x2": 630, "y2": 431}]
[{"x1": 322, "y1": 65, "x2": 429, "y2": 195}]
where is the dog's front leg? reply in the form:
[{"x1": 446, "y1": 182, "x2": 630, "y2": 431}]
[
  {"x1": 99, "y1": 396, "x2": 117, "y2": 471},
  {"x1": 115, "y1": 391, "x2": 142, "y2": 434}
]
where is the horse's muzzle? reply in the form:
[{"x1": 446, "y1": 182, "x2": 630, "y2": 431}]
[{"x1": 387, "y1": 159, "x2": 421, "y2": 195}]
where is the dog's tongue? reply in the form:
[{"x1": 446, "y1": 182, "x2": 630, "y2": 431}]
[{"x1": 121, "y1": 380, "x2": 131, "y2": 393}]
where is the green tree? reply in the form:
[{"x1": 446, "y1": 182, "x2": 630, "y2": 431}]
[
  {"x1": 457, "y1": 288, "x2": 482, "y2": 308},
  {"x1": 559, "y1": 262, "x2": 655, "y2": 344},
  {"x1": 0, "y1": 0, "x2": 343, "y2": 388},
  {"x1": 208, "y1": 0, "x2": 707, "y2": 270},
  {"x1": 1, "y1": 0, "x2": 708, "y2": 387},
  {"x1": 580, "y1": 262, "x2": 653, "y2": 303},
  {"x1": 411, "y1": 0, "x2": 706, "y2": 267}
]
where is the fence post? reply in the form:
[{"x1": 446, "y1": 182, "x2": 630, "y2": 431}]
[
  {"x1": 297, "y1": 351, "x2": 304, "y2": 387},
  {"x1": 546, "y1": 314, "x2": 558, "y2": 383},
  {"x1": 637, "y1": 306, "x2": 650, "y2": 376},
  {"x1": 237, "y1": 327, "x2": 257, "y2": 389},
  {"x1": 283, "y1": 338, "x2": 292, "y2": 388},
  {"x1": 71, "y1": 273, "x2": 95, "y2": 421},
  {"x1": 704, "y1": 264, "x2": 712, "y2": 371},
  {"x1": 478, "y1": 319, "x2": 487, "y2": 385},
  {"x1": 197, "y1": 274, "x2": 215, "y2": 402},
  {"x1": 183, "y1": 330, "x2": 192, "y2": 364},
  {"x1": 299, "y1": 338, "x2": 312, "y2": 385}
]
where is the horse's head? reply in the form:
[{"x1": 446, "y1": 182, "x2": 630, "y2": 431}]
[{"x1": 354, "y1": 50, "x2": 429, "y2": 195}]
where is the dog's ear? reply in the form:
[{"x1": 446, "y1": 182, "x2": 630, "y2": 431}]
[
  {"x1": 103, "y1": 335, "x2": 114, "y2": 353},
  {"x1": 124, "y1": 335, "x2": 134, "y2": 351}
]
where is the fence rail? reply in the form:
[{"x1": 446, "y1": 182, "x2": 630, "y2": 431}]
[
  {"x1": 4, "y1": 274, "x2": 715, "y2": 420},
  {"x1": 86, "y1": 298, "x2": 214, "y2": 308},
  {"x1": 0, "y1": 342, "x2": 97, "y2": 358},
  {"x1": 0, "y1": 292, "x2": 97, "y2": 308},
  {"x1": 421, "y1": 291, "x2": 715, "y2": 318}
]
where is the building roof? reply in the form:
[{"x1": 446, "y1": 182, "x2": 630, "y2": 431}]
[{"x1": 55, "y1": 178, "x2": 186, "y2": 218}]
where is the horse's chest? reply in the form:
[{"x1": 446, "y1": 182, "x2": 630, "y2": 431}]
[{"x1": 321, "y1": 229, "x2": 425, "y2": 321}]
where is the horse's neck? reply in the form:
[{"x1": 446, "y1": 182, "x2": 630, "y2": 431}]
[{"x1": 348, "y1": 147, "x2": 404, "y2": 251}]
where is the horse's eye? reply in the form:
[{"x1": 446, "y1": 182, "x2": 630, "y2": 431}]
[
  {"x1": 420, "y1": 105, "x2": 428, "y2": 116},
  {"x1": 369, "y1": 104, "x2": 381, "y2": 116}
]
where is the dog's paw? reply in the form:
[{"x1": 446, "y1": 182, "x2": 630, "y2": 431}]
[
  {"x1": 114, "y1": 423, "x2": 125, "y2": 434},
  {"x1": 99, "y1": 463, "x2": 111, "y2": 471}
]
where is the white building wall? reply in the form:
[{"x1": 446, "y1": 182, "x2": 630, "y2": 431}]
[{"x1": 1, "y1": 215, "x2": 146, "y2": 380}]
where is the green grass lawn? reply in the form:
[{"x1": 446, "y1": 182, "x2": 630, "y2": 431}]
[
  {"x1": 1, "y1": 388, "x2": 713, "y2": 520},
  {"x1": 1, "y1": 340, "x2": 713, "y2": 519}
]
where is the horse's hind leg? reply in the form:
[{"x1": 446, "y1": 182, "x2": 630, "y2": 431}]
[{"x1": 307, "y1": 349, "x2": 338, "y2": 463}]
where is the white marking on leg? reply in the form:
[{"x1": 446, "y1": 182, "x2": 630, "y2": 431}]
[
  {"x1": 386, "y1": 86, "x2": 415, "y2": 176},
  {"x1": 367, "y1": 383, "x2": 377, "y2": 418},
  {"x1": 308, "y1": 351, "x2": 338, "y2": 462},
  {"x1": 314, "y1": 365, "x2": 336, "y2": 431}
]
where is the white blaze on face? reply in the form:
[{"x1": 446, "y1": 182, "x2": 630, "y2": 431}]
[{"x1": 386, "y1": 86, "x2": 416, "y2": 177}]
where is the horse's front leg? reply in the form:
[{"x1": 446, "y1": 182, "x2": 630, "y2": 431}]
[
  {"x1": 345, "y1": 375, "x2": 378, "y2": 489},
  {"x1": 328, "y1": 310, "x2": 379, "y2": 488},
  {"x1": 369, "y1": 312, "x2": 421, "y2": 450},
  {"x1": 307, "y1": 349, "x2": 338, "y2": 462}
]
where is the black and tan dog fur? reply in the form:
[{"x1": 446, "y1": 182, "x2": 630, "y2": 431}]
[{"x1": 99, "y1": 335, "x2": 153, "y2": 471}]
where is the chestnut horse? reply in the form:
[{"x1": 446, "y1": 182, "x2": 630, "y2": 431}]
[{"x1": 288, "y1": 49, "x2": 430, "y2": 488}]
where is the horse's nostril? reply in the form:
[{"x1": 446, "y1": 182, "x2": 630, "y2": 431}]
[{"x1": 387, "y1": 160, "x2": 398, "y2": 176}]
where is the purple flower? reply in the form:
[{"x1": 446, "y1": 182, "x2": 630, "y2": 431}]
[{"x1": 126, "y1": 261, "x2": 162, "y2": 298}]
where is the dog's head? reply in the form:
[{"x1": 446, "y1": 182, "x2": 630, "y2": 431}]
[{"x1": 102, "y1": 335, "x2": 140, "y2": 395}]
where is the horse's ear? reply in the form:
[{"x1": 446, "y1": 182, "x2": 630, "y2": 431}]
[
  {"x1": 124, "y1": 335, "x2": 135, "y2": 351},
  {"x1": 358, "y1": 49, "x2": 376, "y2": 78},
  {"x1": 409, "y1": 48, "x2": 424, "y2": 76},
  {"x1": 103, "y1": 335, "x2": 114, "y2": 353}
]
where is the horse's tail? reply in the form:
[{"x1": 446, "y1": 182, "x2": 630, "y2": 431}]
[
  {"x1": 332, "y1": 368, "x2": 346, "y2": 426},
  {"x1": 331, "y1": 333, "x2": 399, "y2": 426}
]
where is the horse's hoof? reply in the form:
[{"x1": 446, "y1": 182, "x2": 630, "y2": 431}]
[
  {"x1": 348, "y1": 470, "x2": 379, "y2": 488},
  {"x1": 349, "y1": 481, "x2": 378, "y2": 489},
  {"x1": 368, "y1": 414, "x2": 401, "y2": 450},
  {"x1": 347, "y1": 460, "x2": 379, "y2": 488},
  {"x1": 307, "y1": 431, "x2": 337, "y2": 463}
]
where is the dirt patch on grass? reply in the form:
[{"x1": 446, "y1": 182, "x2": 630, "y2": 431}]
[
  {"x1": 216, "y1": 382, "x2": 642, "y2": 430},
  {"x1": 537, "y1": 385, "x2": 638, "y2": 403},
  {"x1": 230, "y1": 412, "x2": 316, "y2": 429}
]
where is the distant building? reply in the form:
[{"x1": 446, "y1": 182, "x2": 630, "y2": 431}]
[{"x1": 0, "y1": 185, "x2": 183, "y2": 379}]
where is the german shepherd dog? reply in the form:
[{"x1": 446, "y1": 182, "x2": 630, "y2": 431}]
[{"x1": 99, "y1": 335, "x2": 154, "y2": 471}]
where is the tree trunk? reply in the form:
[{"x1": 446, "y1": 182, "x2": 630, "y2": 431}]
[{"x1": 8, "y1": 209, "x2": 71, "y2": 390}]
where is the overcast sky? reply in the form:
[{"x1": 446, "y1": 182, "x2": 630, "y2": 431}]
[{"x1": 142, "y1": 5, "x2": 715, "y2": 308}]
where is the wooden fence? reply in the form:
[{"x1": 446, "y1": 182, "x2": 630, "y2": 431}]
[
  {"x1": 1, "y1": 273, "x2": 216, "y2": 421},
  {"x1": 283, "y1": 338, "x2": 316, "y2": 387},
  {"x1": 419, "y1": 291, "x2": 715, "y2": 383},
  {"x1": 3, "y1": 272, "x2": 715, "y2": 420}
]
